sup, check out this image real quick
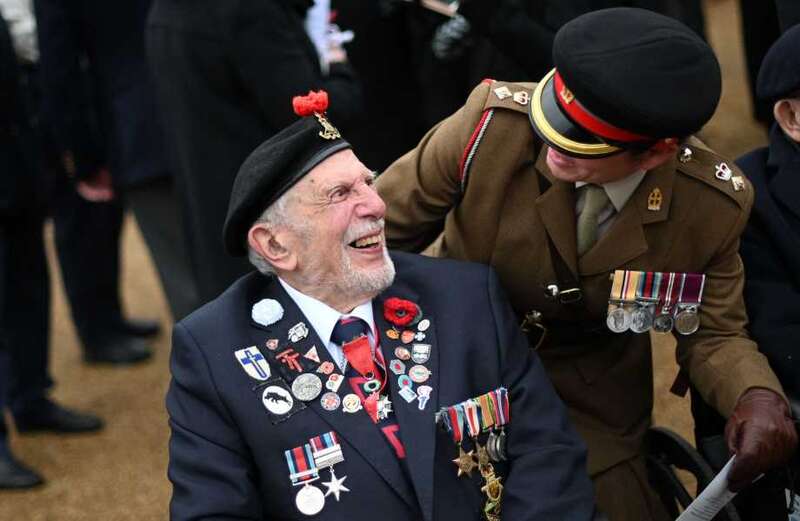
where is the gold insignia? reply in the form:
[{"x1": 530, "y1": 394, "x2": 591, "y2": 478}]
[
  {"x1": 647, "y1": 188, "x2": 663, "y2": 211},
  {"x1": 678, "y1": 147, "x2": 693, "y2": 163},
  {"x1": 493, "y1": 86, "x2": 512, "y2": 100},
  {"x1": 714, "y1": 162, "x2": 733, "y2": 181},
  {"x1": 315, "y1": 113, "x2": 341, "y2": 140},
  {"x1": 512, "y1": 91, "x2": 529, "y2": 106},
  {"x1": 559, "y1": 85, "x2": 575, "y2": 104},
  {"x1": 731, "y1": 176, "x2": 746, "y2": 192}
]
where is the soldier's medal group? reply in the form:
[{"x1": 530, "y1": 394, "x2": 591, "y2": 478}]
[{"x1": 606, "y1": 270, "x2": 706, "y2": 335}]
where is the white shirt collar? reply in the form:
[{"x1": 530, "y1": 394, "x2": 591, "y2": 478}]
[
  {"x1": 575, "y1": 170, "x2": 647, "y2": 212},
  {"x1": 278, "y1": 278, "x2": 376, "y2": 345}
]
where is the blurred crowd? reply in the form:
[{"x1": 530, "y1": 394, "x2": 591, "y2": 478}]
[{"x1": 1, "y1": 0, "x2": 800, "y2": 519}]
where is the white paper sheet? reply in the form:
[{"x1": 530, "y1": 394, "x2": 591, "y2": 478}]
[{"x1": 676, "y1": 457, "x2": 739, "y2": 521}]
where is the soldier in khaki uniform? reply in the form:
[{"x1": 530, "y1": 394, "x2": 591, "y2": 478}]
[{"x1": 376, "y1": 8, "x2": 797, "y2": 521}]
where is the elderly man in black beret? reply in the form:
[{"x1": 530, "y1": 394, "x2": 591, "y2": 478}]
[
  {"x1": 165, "y1": 92, "x2": 595, "y2": 520},
  {"x1": 376, "y1": 7, "x2": 798, "y2": 521}
]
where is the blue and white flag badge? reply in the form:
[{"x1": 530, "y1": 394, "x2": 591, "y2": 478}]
[{"x1": 235, "y1": 346, "x2": 272, "y2": 381}]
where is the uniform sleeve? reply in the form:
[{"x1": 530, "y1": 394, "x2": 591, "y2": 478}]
[
  {"x1": 376, "y1": 82, "x2": 491, "y2": 252},
  {"x1": 167, "y1": 323, "x2": 265, "y2": 521},
  {"x1": 33, "y1": 0, "x2": 104, "y2": 180},
  {"x1": 676, "y1": 193, "x2": 786, "y2": 418},
  {"x1": 486, "y1": 269, "x2": 595, "y2": 520},
  {"x1": 740, "y1": 216, "x2": 800, "y2": 399},
  {"x1": 230, "y1": 1, "x2": 363, "y2": 132}
]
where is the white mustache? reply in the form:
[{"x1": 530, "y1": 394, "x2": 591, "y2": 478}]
[{"x1": 343, "y1": 219, "x2": 385, "y2": 245}]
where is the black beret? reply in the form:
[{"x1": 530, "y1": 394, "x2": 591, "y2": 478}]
[
  {"x1": 530, "y1": 8, "x2": 721, "y2": 158},
  {"x1": 757, "y1": 24, "x2": 800, "y2": 102},
  {"x1": 223, "y1": 116, "x2": 350, "y2": 256}
]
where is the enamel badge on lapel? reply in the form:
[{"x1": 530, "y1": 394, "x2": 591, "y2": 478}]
[
  {"x1": 411, "y1": 343, "x2": 431, "y2": 364},
  {"x1": 292, "y1": 373, "x2": 323, "y2": 402},
  {"x1": 289, "y1": 322, "x2": 309, "y2": 342},
  {"x1": 262, "y1": 385, "x2": 294, "y2": 415},
  {"x1": 252, "y1": 299, "x2": 284, "y2": 327},
  {"x1": 234, "y1": 347, "x2": 271, "y2": 381},
  {"x1": 276, "y1": 349, "x2": 304, "y2": 372},
  {"x1": 303, "y1": 346, "x2": 321, "y2": 363}
]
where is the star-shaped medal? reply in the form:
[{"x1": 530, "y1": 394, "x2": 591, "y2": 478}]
[
  {"x1": 452, "y1": 446, "x2": 478, "y2": 477},
  {"x1": 322, "y1": 472, "x2": 350, "y2": 501}
]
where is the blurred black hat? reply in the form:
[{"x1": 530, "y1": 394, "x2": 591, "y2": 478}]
[
  {"x1": 757, "y1": 24, "x2": 800, "y2": 102},
  {"x1": 530, "y1": 8, "x2": 721, "y2": 158},
  {"x1": 223, "y1": 91, "x2": 350, "y2": 256}
]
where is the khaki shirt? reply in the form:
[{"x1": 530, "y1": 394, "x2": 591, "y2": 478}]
[{"x1": 376, "y1": 80, "x2": 786, "y2": 475}]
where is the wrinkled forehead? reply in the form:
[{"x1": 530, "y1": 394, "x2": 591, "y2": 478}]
[{"x1": 293, "y1": 149, "x2": 372, "y2": 195}]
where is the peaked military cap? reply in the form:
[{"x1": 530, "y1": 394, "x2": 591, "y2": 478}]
[
  {"x1": 223, "y1": 91, "x2": 351, "y2": 256},
  {"x1": 757, "y1": 24, "x2": 800, "y2": 102},
  {"x1": 530, "y1": 8, "x2": 721, "y2": 158}
]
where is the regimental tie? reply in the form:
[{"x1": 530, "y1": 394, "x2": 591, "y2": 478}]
[
  {"x1": 576, "y1": 184, "x2": 611, "y2": 256},
  {"x1": 331, "y1": 317, "x2": 406, "y2": 459}
]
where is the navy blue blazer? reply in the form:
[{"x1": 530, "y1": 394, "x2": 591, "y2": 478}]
[
  {"x1": 738, "y1": 126, "x2": 800, "y2": 399},
  {"x1": 167, "y1": 252, "x2": 594, "y2": 520}
]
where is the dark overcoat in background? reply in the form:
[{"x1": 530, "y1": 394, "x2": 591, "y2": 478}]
[
  {"x1": 167, "y1": 252, "x2": 595, "y2": 520},
  {"x1": 738, "y1": 126, "x2": 800, "y2": 399},
  {"x1": 146, "y1": 0, "x2": 364, "y2": 303}
]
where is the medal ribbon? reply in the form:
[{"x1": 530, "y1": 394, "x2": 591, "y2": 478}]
[
  {"x1": 681, "y1": 273, "x2": 705, "y2": 305},
  {"x1": 478, "y1": 393, "x2": 495, "y2": 432},
  {"x1": 285, "y1": 443, "x2": 319, "y2": 485},
  {"x1": 608, "y1": 270, "x2": 625, "y2": 314},
  {"x1": 463, "y1": 399, "x2": 481, "y2": 438},
  {"x1": 445, "y1": 404, "x2": 466, "y2": 444},
  {"x1": 310, "y1": 431, "x2": 343, "y2": 469},
  {"x1": 658, "y1": 272, "x2": 676, "y2": 313},
  {"x1": 623, "y1": 270, "x2": 640, "y2": 303}
]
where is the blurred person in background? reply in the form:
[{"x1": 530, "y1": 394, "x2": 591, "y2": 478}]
[
  {"x1": 146, "y1": 0, "x2": 364, "y2": 304},
  {"x1": 0, "y1": 11, "x2": 102, "y2": 489},
  {"x1": 33, "y1": 0, "x2": 199, "y2": 365}
]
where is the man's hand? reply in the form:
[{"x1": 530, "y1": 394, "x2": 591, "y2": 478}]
[
  {"x1": 76, "y1": 167, "x2": 115, "y2": 202},
  {"x1": 724, "y1": 388, "x2": 798, "y2": 492}
]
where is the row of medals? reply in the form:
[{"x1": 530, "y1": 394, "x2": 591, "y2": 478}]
[
  {"x1": 287, "y1": 433, "x2": 348, "y2": 516},
  {"x1": 607, "y1": 300, "x2": 700, "y2": 335}
]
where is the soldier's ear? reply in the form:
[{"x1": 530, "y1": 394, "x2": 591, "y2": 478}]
[
  {"x1": 637, "y1": 138, "x2": 678, "y2": 171},
  {"x1": 247, "y1": 223, "x2": 297, "y2": 272},
  {"x1": 774, "y1": 99, "x2": 800, "y2": 143}
]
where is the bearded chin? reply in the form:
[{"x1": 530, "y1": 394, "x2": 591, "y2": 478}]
[{"x1": 340, "y1": 246, "x2": 396, "y2": 298}]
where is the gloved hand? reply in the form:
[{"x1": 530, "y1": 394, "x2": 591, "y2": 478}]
[{"x1": 724, "y1": 388, "x2": 797, "y2": 492}]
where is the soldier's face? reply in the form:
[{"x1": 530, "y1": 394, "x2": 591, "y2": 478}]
[
  {"x1": 283, "y1": 149, "x2": 395, "y2": 304},
  {"x1": 546, "y1": 147, "x2": 645, "y2": 184}
]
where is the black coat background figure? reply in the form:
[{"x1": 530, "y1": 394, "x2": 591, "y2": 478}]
[
  {"x1": 738, "y1": 126, "x2": 800, "y2": 399},
  {"x1": 167, "y1": 252, "x2": 595, "y2": 520},
  {"x1": 34, "y1": 0, "x2": 198, "y2": 329},
  {"x1": 146, "y1": 0, "x2": 364, "y2": 303}
]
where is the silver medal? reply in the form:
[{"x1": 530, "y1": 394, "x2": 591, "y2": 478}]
[
  {"x1": 295, "y1": 484, "x2": 325, "y2": 516},
  {"x1": 674, "y1": 307, "x2": 700, "y2": 335},
  {"x1": 629, "y1": 305, "x2": 654, "y2": 334},
  {"x1": 292, "y1": 373, "x2": 323, "y2": 402},
  {"x1": 652, "y1": 313, "x2": 674, "y2": 333},
  {"x1": 606, "y1": 306, "x2": 631, "y2": 333}
]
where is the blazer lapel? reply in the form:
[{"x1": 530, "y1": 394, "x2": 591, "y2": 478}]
[
  {"x1": 247, "y1": 278, "x2": 417, "y2": 510},
  {"x1": 578, "y1": 157, "x2": 676, "y2": 275},
  {"x1": 534, "y1": 147, "x2": 579, "y2": 277},
  {"x1": 374, "y1": 283, "x2": 439, "y2": 521}
]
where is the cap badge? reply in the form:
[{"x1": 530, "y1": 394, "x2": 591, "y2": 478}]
[
  {"x1": 292, "y1": 90, "x2": 341, "y2": 141},
  {"x1": 493, "y1": 86, "x2": 512, "y2": 100},
  {"x1": 559, "y1": 85, "x2": 575, "y2": 104},
  {"x1": 647, "y1": 188, "x2": 663, "y2": 212}
]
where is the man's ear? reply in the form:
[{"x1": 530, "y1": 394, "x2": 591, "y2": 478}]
[
  {"x1": 247, "y1": 223, "x2": 297, "y2": 272},
  {"x1": 774, "y1": 99, "x2": 800, "y2": 143},
  {"x1": 638, "y1": 138, "x2": 679, "y2": 171}
]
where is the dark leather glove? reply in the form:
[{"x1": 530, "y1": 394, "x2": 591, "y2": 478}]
[{"x1": 724, "y1": 388, "x2": 797, "y2": 492}]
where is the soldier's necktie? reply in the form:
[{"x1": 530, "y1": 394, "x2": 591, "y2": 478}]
[{"x1": 576, "y1": 184, "x2": 610, "y2": 256}]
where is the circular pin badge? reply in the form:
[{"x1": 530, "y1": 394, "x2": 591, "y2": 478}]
[
  {"x1": 629, "y1": 306, "x2": 653, "y2": 334},
  {"x1": 674, "y1": 310, "x2": 700, "y2": 335},
  {"x1": 409, "y1": 365, "x2": 431, "y2": 383},
  {"x1": 652, "y1": 313, "x2": 674, "y2": 334},
  {"x1": 262, "y1": 385, "x2": 294, "y2": 415},
  {"x1": 266, "y1": 338, "x2": 279, "y2": 351},
  {"x1": 400, "y1": 330, "x2": 415, "y2": 344},
  {"x1": 296, "y1": 484, "x2": 326, "y2": 516},
  {"x1": 386, "y1": 328, "x2": 400, "y2": 340},
  {"x1": 320, "y1": 391, "x2": 341, "y2": 411},
  {"x1": 606, "y1": 307, "x2": 631, "y2": 333},
  {"x1": 291, "y1": 373, "x2": 323, "y2": 402},
  {"x1": 417, "y1": 319, "x2": 430, "y2": 332},
  {"x1": 342, "y1": 393, "x2": 362, "y2": 413},
  {"x1": 395, "y1": 347, "x2": 411, "y2": 361},
  {"x1": 363, "y1": 378, "x2": 382, "y2": 393},
  {"x1": 398, "y1": 375, "x2": 412, "y2": 388}
]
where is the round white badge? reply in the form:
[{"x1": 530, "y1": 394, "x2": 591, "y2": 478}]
[
  {"x1": 295, "y1": 484, "x2": 325, "y2": 516},
  {"x1": 409, "y1": 365, "x2": 431, "y2": 383},
  {"x1": 320, "y1": 391, "x2": 341, "y2": 411},
  {"x1": 417, "y1": 319, "x2": 430, "y2": 332},
  {"x1": 292, "y1": 373, "x2": 323, "y2": 402},
  {"x1": 342, "y1": 393, "x2": 362, "y2": 413},
  {"x1": 261, "y1": 385, "x2": 294, "y2": 415}
]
